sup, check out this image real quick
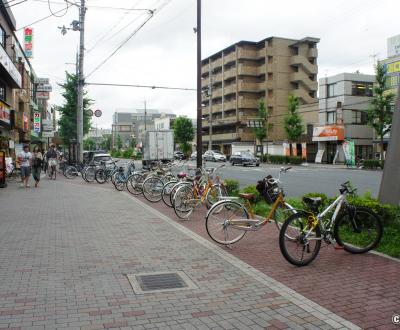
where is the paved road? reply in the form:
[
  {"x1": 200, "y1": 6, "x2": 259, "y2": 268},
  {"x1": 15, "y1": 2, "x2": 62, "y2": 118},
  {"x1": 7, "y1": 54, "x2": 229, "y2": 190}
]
[
  {"x1": 0, "y1": 177, "x2": 359, "y2": 329},
  {"x1": 129, "y1": 159, "x2": 382, "y2": 198}
]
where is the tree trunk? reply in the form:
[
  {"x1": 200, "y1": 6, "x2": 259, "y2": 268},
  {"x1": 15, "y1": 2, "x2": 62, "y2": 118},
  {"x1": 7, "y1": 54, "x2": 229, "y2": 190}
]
[{"x1": 380, "y1": 133, "x2": 384, "y2": 162}]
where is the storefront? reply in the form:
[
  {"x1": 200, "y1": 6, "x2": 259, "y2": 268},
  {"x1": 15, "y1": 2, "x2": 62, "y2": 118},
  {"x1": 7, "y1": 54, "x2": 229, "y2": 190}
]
[
  {"x1": 312, "y1": 125, "x2": 345, "y2": 163},
  {"x1": 0, "y1": 100, "x2": 12, "y2": 157}
]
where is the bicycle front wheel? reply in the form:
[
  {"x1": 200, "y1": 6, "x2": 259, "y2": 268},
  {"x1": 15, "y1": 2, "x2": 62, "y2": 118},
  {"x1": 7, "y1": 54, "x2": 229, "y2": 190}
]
[
  {"x1": 84, "y1": 167, "x2": 95, "y2": 182},
  {"x1": 279, "y1": 212, "x2": 321, "y2": 267},
  {"x1": 64, "y1": 166, "x2": 78, "y2": 179},
  {"x1": 206, "y1": 200, "x2": 248, "y2": 245},
  {"x1": 205, "y1": 184, "x2": 228, "y2": 209},
  {"x1": 95, "y1": 169, "x2": 106, "y2": 184},
  {"x1": 142, "y1": 177, "x2": 164, "y2": 202},
  {"x1": 334, "y1": 206, "x2": 383, "y2": 254}
]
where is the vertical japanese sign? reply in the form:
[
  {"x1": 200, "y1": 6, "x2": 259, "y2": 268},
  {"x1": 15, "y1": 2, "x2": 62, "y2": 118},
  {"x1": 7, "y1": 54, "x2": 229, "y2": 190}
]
[
  {"x1": 24, "y1": 27, "x2": 33, "y2": 58},
  {"x1": 34, "y1": 112, "x2": 41, "y2": 133},
  {"x1": 343, "y1": 140, "x2": 355, "y2": 166}
]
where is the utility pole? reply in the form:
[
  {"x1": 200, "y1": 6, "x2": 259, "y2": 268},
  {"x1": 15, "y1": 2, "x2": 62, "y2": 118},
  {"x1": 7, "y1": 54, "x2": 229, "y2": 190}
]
[
  {"x1": 208, "y1": 62, "x2": 213, "y2": 150},
  {"x1": 196, "y1": 0, "x2": 202, "y2": 168},
  {"x1": 77, "y1": 0, "x2": 86, "y2": 164},
  {"x1": 144, "y1": 100, "x2": 147, "y2": 131},
  {"x1": 378, "y1": 85, "x2": 400, "y2": 205}
]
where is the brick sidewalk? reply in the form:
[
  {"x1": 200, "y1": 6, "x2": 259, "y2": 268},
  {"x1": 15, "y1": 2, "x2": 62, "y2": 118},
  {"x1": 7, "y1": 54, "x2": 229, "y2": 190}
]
[
  {"x1": 133, "y1": 192, "x2": 400, "y2": 330},
  {"x1": 0, "y1": 178, "x2": 359, "y2": 329}
]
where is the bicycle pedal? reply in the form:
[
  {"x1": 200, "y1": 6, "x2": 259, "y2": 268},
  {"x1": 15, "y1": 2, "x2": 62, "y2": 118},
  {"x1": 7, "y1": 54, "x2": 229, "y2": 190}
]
[{"x1": 334, "y1": 245, "x2": 344, "y2": 250}]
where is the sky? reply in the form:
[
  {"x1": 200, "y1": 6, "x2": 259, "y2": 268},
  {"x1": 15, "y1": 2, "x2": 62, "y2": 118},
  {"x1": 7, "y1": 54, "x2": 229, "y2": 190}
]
[{"x1": 9, "y1": 0, "x2": 400, "y2": 128}]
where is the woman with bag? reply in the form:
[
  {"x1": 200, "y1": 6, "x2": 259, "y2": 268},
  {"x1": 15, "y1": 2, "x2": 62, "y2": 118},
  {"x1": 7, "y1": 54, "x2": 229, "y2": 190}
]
[{"x1": 32, "y1": 146, "x2": 43, "y2": 187}]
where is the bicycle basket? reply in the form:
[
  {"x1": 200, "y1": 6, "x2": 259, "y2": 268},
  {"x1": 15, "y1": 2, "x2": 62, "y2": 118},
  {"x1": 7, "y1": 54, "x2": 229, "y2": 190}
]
[{"x1": 256, "y1": 175, "x2": 279, "y2": 204}]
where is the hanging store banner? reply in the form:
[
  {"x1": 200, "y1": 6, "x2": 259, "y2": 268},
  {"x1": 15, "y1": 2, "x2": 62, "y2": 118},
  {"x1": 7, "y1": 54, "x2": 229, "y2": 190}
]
[
  {"x1": 37, "y1": 84, "x2": 52, "y2": 92},
  {"x1": 343, "y1": 140, "x2": 355, "y2": 166},
  {"x1": 24, "y1": 27, "x2": 33, "y2": 58},
  {"x1": 36, "y1": 91, "x2": 50, "y2": 99},
  {"x1": 0, "y1": 101, "x2": 10, "y2": 125},
  {"x1": 33, "y1": 112, "x2": 41, "y2": 133},
  {"x1": 22, "y1": 113, "x2": 29, "y2": 132},
  {"x1": 312, "y1": 125, "x2": 345, "y2": 142}
]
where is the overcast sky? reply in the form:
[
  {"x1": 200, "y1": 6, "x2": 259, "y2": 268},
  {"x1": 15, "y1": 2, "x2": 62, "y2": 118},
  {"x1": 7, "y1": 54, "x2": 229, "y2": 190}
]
[{"x1": 10, "y1": 0, "x2": 400, "y2": 128}]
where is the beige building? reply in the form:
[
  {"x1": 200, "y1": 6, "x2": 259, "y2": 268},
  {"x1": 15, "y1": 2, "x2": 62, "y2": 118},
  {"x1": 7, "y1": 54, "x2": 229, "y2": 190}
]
[{"x1": 201, "y1": 36, "x2": 319, "y2": 155}]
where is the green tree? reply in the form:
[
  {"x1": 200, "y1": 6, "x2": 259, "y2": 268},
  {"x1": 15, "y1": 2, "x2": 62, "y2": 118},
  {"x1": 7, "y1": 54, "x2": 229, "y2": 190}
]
[
  {"x1": 173, "y1": 116, "x2": 194, "y2": 158},
  {"x1": 100, "y1": 134, "x2": 112, "y2": 151},
  {"x1": 57, "y1": 72, "x2": 92, "y2": 146},
  {"x1": 130, "y1": 137, "x2": 136, "y2": 149},
  {"x1": 253, "y1": 98, "x2": 267, "y2": 143},
  {"x1": 83, "y1": 138, "x2": 95, "y2": 150},
  {"x1": 284, "y1": 95, "x2": 304, "y2": 153},
  {"x1": 367, "y1": 63, "x2": 395, "y2": 162},
  {"x1": 116, "y1": 134, "x2": 122, "y2": 150}
]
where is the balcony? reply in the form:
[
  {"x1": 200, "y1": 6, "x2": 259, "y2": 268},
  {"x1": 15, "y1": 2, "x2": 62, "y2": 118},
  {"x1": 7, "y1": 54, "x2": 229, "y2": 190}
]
[
  {"x1": 0, "y1": 46, "x2": 22, "y2": 88},
  {"x1": 309, "y1": 48, "x2": 318, "y2": 58},
  {"x1": 238, "y1": 81, "x2": 265, "y2": 93},
  {"x1": 224, "y1": 84, "x2": 236, "y2": 95},
  {"x1": 290, "y1": 55, "x2": 317, "y2": 75},
  {"x1": 224, "y1": 52, "x2": 236, "y2": 64},
  {"x1": 203, "y1": 132, "x2": 239, "y2": 142},
  {"x1": 238, "y1": 64, "x2": 259, "y2": 76},
  {"x1": 290, "y1": 72, "x2": 318, "y2": 91},
  {"x1": 202, "y1": 116, "x2": 238, "y2": 128},
  {"x1": 224, "y1": 67, "x2": 236, "y2": 80},
  {"x1": 202, "y1": 103, "x2": 224, "y2": 115},
  {"x1": 292, "y1": 89, "x2": 317, "y2": 104},
  {"x1": 201, "y1": 65, "x2": 208, "y2": 75},
  {"x1": 211, "y1": 57, "x2": 222, "y2": 69},
  {"x1": 238, "y1": 98, "x2": 259, "y2": 108},
  {"x1": 237, "y1": 49, "x2": 262, "y2": 60},
  {"x1": 223, "y1": 100, "x2": 237, "y2": 111}
]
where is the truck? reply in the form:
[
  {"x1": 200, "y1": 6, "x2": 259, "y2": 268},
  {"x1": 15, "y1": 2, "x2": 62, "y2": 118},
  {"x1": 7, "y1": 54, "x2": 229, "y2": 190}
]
[{"x1": 142, "y1": 130, "x2": 174, "y2": 168}]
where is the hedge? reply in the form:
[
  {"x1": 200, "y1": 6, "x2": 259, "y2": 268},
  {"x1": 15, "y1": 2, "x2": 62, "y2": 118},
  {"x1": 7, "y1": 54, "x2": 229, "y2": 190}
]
[
  {"x1": 363, "y1": 159, "x2": 384, "y2": 169},
  {"x1": 262, "y1": 155, "x2": 303, "y2": 165}
]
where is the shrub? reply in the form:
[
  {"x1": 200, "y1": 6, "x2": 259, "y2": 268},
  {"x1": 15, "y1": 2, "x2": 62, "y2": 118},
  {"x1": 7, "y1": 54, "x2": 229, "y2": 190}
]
[
  {"x1": 288, "y1": 156, "x2": 303, "y2": 165},
  {"x1": 268, "y1": 155, "x2": 289, "y2": 164},
  {"x1": 253, "y1": 200, "x2": 272, "y2": 216},
  {"x1": 135, "y1": 152, "x2": 142, "y2": 160},
  {"x1": 113, "y1": 150, "x2": 121, "y2": 158},
  {"x1": 224, "y1": 179, "x2": 240, "y2": 196},
  {"x1": 364, "y1": 159, "x2": 384, "y2": 169},
  {"x1": 122, "y1": 148, "x2": 134, "y2": 159}
]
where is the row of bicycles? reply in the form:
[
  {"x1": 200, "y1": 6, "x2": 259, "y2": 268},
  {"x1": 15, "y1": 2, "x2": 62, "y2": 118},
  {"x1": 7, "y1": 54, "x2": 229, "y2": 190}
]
[{"x1": 65, "y1": 159, "x2": 383, "y2": 267}]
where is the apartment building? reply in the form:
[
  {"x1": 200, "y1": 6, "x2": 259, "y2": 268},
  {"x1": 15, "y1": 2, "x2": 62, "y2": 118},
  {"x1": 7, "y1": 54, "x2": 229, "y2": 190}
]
[
  {"x1": 201, "y1": 36, "x2": 319, "y2": 155},
  {"x1": 314, "y1": 73, "x2": 375, "y2": 163}
]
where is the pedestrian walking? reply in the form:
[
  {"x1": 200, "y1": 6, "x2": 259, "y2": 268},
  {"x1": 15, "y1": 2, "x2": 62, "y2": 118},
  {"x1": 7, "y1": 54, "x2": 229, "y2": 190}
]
[
  {"x1": 46, "y1": 145, "x2": 58, "y2": 180},
  {"x1": 32, "y1": 146, "x2": 43, "y2": 187},
  {"x1": 18, "y1": 144, "x2": 32, "y2": 188}
]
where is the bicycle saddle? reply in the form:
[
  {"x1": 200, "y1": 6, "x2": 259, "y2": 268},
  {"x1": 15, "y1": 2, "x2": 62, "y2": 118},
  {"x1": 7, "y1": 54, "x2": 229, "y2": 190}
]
[
  {"x1": 302, "y1": 197, "x2": 322, "y2": 208},
  {"x1": 239, "y1": 193, "x2": 256, "y2": 201},
  {"x1": 177, "y1": 172, "x2": 187, "y2": 179}
]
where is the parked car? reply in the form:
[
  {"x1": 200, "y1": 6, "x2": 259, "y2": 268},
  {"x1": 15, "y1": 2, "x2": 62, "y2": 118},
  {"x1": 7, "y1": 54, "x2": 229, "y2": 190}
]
[
  {"x1": 174, "y1": 151, "x2": 185, "y2": 160},
  {"x1": 92, "y1": 153, "x2": 114, "y2": 165},
  {"x1": 203, "y1": 150, "x2": 227, "y2": 162},
  {"x1": 230, "y1": 151, "x2": 260, "y2": 166},
  {"x1": 189, "y1": 151, "x2": 197, "y2": 160}
]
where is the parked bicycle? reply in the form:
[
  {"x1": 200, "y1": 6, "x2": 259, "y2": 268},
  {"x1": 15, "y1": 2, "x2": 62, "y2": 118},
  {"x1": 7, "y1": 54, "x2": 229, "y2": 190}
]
[
  {"x1": 279, "y1": 181, "x2": 383, "y2": 266},
  {"x1": 95, "y1": 160, "x2": 118, "y2": 184},
  {"x1": 205, "y1": 167, "x2": 296, "y2": 246}
]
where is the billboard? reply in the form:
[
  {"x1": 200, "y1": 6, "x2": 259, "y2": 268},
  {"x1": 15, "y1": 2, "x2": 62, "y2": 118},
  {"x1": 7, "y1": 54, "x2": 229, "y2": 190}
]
[
  {"x1": 24, "y1": 27, "x2": 33, "y2": 58},
  {"x1": 312, "y1": 125, "x2": 345, "y2": 142},
  {"x1": 388, "y1": 34, "x2": 400, "y2": 58}
]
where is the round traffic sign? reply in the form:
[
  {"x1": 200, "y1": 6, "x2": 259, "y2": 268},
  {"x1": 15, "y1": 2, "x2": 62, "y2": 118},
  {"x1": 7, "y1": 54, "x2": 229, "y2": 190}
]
[
  {"x1": 86, "y1": 109, "x2": 93, "y2": 116},
  {"x1": 94, "y1": 109, "x2": 102, "y2": 117}
]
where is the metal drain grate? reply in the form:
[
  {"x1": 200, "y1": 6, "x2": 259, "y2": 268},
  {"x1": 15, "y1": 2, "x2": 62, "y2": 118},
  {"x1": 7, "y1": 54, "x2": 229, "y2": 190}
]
[{"x1": 127, "y1": 271, "x2": 198, "y2": 294}]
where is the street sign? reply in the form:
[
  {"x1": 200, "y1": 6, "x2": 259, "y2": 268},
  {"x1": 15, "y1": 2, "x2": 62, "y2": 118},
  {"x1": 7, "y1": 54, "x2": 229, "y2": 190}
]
[
  {"x1": 33, "y1": 112, "x2": 41, "y2": 133},
  {"x1": 36, "y1": 91, "x2": 49, "y2": 99},
  {"x1": 86, "y1": 109, "x2": 93, "y2": 116},
  {"x1": 94, "y1": 109, "x2": 102, "y2": 117},
  {"x1": 37, "y1": 84, "x2": 52, "y2": 92},
  {"x1": 42, "y1": 131, "x2": 54, "y2": 138}
]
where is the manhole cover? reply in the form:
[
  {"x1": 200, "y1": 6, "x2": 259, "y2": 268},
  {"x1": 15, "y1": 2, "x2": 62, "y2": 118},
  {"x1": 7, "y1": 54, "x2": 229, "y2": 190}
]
[{"x1": 127, "y1": 271, "x2": 198, "y2": 294}]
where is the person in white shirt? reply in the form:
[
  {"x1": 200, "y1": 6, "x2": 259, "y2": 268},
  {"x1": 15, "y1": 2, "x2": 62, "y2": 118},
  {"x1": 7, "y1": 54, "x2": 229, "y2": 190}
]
[{"x1": 18, "y1": 144, "x2": 32, "y2": 188}]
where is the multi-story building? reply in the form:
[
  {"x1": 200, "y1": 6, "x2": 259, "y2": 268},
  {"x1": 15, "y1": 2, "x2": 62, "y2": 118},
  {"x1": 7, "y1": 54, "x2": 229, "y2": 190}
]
[
  {"x1": 201, "y1": 36, "x2": 319, "y2": 155},
  {"x1": 0, "y1": 1, "x2": 41, "y2": 159},
  {"x1": 313, "y1": 73, "x2": 375, "y2": 163},
  {"x1": 154, "y1": 113, "x2": 176, "y2": 131},
  {"x1": 112, "y1": 109, "x2": 175, "y2": 149}
]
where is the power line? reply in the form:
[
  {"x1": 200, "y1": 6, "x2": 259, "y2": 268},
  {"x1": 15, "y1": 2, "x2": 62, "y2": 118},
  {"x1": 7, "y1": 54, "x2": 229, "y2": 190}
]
[
  {"x1": 85, "y1": 82, "x2": 196, "y2": 91},
  {"x1": 1, "y1": 0, "x2": 28, "y2": 9},
  {"x1": 16, "y1": 6, "x2": 69, "y2": 31},
  {"x1": 31, "y1": 0, "x2": 151, "y2": 11},
  {"x1": 47, "y1": 0, "x2": 69, "y2": 17},
  {"x1": 86, "y1": 12, "x2": 154, "y2": 78}
]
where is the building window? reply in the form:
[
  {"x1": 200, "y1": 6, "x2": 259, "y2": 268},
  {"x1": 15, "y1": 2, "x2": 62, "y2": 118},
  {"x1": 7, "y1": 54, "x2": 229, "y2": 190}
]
[
  {"x1": 352, "y1": 81, "x2": 373, "y2": 96},
  {"x1": 0, "y1": 81, "x2": 5, "y2": 101},
  {"x1": 327, "y1": 83, "x2": 336, "y2": 97},
  {"x1": 327, "y1": 111, "x2": 336, "y2": 124},
  {"x1": 351, "y1": 110, "x2": 368, "y2": 125},
  {"x1": 0, "y1": 25, "x2": 5, "y2": 48},
  {"x1": 307, "y1": 124, "x2": 313, "y2": 138}
]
